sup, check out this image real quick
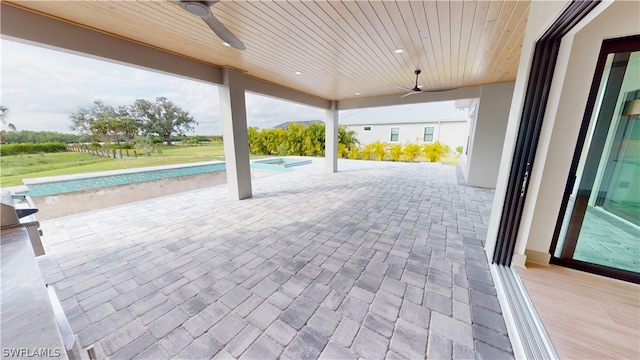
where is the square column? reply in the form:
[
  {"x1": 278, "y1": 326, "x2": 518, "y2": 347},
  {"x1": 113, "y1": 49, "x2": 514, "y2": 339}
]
[
  {"x1": 325, "y1": 101, "x2": 338, "y2": 173},
  {"x1": 219, "y1": 68, "x2": 252, "y2": 200}
]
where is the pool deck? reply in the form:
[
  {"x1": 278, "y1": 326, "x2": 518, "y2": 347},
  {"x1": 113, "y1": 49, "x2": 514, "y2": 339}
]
[{"x1": 36, "y1": 159, "x2": 513, "y2": 359}]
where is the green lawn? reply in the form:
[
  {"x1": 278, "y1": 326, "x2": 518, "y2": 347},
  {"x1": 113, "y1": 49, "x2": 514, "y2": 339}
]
[{"x1": 0, "y1": 144, "x2": 226, "y2": 186}]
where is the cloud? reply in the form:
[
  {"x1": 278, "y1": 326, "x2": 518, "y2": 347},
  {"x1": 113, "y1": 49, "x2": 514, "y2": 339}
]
[
  {"x1": 1, "y1": 39, "x2": 325, "y2": 136},
  {"x1": 9, "y1": 112, "x2": 72, "y2": 133},
  {"x1": 245, "y1": 93, "x2": 324, "y2": 129}
]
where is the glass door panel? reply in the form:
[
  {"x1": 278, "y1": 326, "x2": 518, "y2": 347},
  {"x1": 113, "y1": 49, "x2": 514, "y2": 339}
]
[{"x1": 554, "y1": 45, "x2": 640, "y2": 280}]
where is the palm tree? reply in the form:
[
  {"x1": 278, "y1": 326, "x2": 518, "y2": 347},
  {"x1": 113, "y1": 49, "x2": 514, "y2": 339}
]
[
  {"x1": 338, "y1": 126, "x2": 358, "y2": 150},
  {"x1": 0, "y1": 105, "x2": 16, "y2": 131},
  {"x1": 0, "y1": 105, "x2": 16, "y2": 143}
]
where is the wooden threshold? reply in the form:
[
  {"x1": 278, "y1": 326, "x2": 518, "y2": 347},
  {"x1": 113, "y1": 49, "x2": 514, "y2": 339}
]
[{"x1": 516, "y1": 264, "x2": 639, "y2": 359}]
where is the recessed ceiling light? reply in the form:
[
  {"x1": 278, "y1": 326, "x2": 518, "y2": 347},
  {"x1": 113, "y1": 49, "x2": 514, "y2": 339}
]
[
  {"x1": 355, "y1": 92, "x2": 361, "y2": 95},
  {"x1": 394, "y1": 49, "x2": 404, "y2": 54},
  {"x1": 222, "y1": 42, "x2": 231, "y2": 47},
  {"x1": 294, "y1": 71, "x2": 302, "y2": 75}
]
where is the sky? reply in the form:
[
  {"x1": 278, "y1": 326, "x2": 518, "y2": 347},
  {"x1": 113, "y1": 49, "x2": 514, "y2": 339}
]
[{"x1": 0, "y1": 39, "x2": 325, "y2": 135}]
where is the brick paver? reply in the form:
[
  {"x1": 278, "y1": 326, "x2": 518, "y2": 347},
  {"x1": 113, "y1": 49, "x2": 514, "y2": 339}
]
[{"x1": 38, "y1": 159, "x2": 513, "y2": 359}]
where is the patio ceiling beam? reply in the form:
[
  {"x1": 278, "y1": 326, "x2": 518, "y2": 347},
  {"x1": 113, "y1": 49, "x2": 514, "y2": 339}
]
[
  {"x1": 337, "y1": 85, "x2": 483, "y2": 111},
  {"x1": 0, "y1": 3, "x2": 222, "y2": 86},
  {"x1": 245, "y1": 77, "x2": 331, "y2": 111}
]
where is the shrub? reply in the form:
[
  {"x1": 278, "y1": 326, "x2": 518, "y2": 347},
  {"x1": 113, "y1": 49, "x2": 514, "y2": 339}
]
[
  {"x1": 338, "y1": 143, "x2": 348, "y2": 158},
  {"x1": 456, "y1": 145, "x2": 463, "y2": 154},
  {"x1": 403, "y1": 143, "x2": 422, "y2": 162},
  {"x1": 107, "y1": 143, "x2": 134, "y2": 150},
  {"x1": 389, "y1": 143, "x2": 403, "y2": 161},
  {"x1": 134, "y1": 136, "x2": 153, "y2": 156},
  {"x1": 0, "y1": 142, "x2": 66, "y2": 156},
  {"x1": 361, "y1": 144, "x2": 374, "y2": 160},
  {"x1": 246, "y1": 124, "x2": 358, "y2": 157},
  {"x1": 422, "y1": 141, "x2": 449, "y2": 162},
  {"x1": 347, "y1": 147, "x2": 360, "y2": 159},
  {"x1": 369, "y1": 140, "x2": 387, "y2": 161}
]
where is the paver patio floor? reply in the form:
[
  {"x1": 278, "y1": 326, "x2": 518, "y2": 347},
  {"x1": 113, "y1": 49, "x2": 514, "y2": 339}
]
[{"x1": 37, "y1": 159, "x2": 513, "y2": 359}]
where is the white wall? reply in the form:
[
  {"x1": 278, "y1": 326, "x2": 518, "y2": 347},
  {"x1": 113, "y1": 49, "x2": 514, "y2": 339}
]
[
  {"x1": 345, "y1": 121, "x2": 468, "y2": 148},
  {"x1": 489, "y1": 0, "x2": 640, "y2": 265},
  {"x1": 463, "y1": 82, "x2": 515, "y2": 188}
]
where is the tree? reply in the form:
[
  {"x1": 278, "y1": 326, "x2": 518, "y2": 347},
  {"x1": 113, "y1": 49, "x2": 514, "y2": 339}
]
[
  {"x1": 69, "y1": 100, "x2": 137, "y2": 144},
  {"x1": 338, "y1": 126, "x2": 358, "y2": 150},
  {"x1": 302, "y1": 122, "x2": 325, "y2": 156},
  {"x1": 247, "y1": 127, "x2": 265, "y2": 154},
  {"x1": 131, "y1": 97, "x2": 196, "y2": 145},
  {"x1": 0, "y1": 105, "x2": 16, "y2": 143},
  {"x1": 287, "y1": 123, "x2": 305, "y2": 155},
  {"x1": 246, "y1": 123, "x2": 360, "y2": 157},
  {"x1": 0, "y1": 105, "x2": 15, "y2": 131}
]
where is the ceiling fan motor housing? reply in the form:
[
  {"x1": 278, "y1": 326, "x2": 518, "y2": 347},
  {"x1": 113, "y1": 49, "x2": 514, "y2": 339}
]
[
  {"x1": 413, "y1": 70, "x2": 422, "y2": 91},
  {"x1": 184, "y1": 2, "x2": 210, "y2": 17}
]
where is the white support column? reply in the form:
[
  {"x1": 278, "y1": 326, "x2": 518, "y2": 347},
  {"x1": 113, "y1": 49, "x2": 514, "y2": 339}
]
[
  {"x1": 219, "y1": 68, "x2": 252, "y2": 200},
  {"x1": 325, "y1": 101, "x2": 338, "y2": 173}
]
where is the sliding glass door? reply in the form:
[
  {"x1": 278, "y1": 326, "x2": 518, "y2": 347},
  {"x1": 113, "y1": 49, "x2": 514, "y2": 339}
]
[{"x1": 553, "y1": 36, "x2": 640, "y2": 282}]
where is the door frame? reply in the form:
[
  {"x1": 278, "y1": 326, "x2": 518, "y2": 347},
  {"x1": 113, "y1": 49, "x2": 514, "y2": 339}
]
[
  {"x1": 493, "y1": 0, "x2": 600, "y2": 265},
  {"x1": 549, "y1": 35, "x2": 640, "y2": 284}
]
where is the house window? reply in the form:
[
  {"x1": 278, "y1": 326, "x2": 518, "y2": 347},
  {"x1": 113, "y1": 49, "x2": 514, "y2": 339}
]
[
  {"x1": 390, "y1": 127, "x2": 399, "y2": 141},
  {"x1": 423, "y1": 127, "x2": 434, "y2": 142},
  {"x1": 364, "y1": 126, "x2": 371, "y2": 131}
]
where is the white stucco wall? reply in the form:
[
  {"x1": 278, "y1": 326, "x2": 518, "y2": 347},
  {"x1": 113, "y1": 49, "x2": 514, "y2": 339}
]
[
  {"x1": 345, "y1": 121, "x2": 468, "y2": 148},
  {"x1": 485, "y1": 0, "x2": 572, "y2": 260}
]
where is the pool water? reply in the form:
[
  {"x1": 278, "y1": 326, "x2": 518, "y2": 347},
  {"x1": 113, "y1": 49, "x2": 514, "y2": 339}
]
[
  {"x1": 22, "y1": 157, "x2": 312, "y2": 198},
  {"x1": 25, "y1": 163, "x2": 226, "y2": 197},
  {"x1": 250, "y1": 157, "x2": 312, "y2": 172}
]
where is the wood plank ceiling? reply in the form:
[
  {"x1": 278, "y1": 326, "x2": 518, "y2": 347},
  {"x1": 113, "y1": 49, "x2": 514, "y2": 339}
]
[{"x1": 4, "y1": 1, "x2": 530, "y2": 101}]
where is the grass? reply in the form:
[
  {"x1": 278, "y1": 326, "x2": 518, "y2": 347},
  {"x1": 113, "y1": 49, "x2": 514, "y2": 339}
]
[
  {"x1": 0, "y1": 144, "x2": 226, "y2": 186},
  {"x1": 440, "y1": 154, "x2": 461, "y2": 166}
]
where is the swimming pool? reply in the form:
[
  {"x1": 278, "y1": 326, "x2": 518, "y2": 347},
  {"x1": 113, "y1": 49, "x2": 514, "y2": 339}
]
[
  {"x1": 23, "y1": 162, "x2": 227, "y2": 197},
  {"x1": 250, "y1": 157, "x2": 312, "y2": 172}
]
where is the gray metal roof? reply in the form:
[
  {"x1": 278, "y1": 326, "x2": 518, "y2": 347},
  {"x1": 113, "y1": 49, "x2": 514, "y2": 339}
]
[
  {"x1": 273, "y1": 120, "x2": 324, "y2": 129},
  {"x1": 339, "y1": 100, "x2": 470, "y2": 125}
]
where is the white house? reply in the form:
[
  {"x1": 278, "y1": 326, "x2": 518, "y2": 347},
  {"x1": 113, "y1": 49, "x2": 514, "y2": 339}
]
[{"x1": 339, "y1": 101, "x2": 472, "y2": 149}]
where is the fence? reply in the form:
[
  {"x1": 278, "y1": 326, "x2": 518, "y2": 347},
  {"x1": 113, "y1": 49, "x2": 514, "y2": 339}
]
[{"x1": 66, "y1": 143, "x2": 137, "y2": 159}]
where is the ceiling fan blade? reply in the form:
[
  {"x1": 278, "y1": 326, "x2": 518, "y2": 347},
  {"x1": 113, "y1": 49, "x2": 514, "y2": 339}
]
[
  {"x1": 202, "y1": 13, "x2": 246, "y2": 50},
  {"x1": 421, "y1": 87, "x2": 460, "y2": 93},
  {"x1": 400, "y1": 92, "x2": 415, "y2": 98},
  {"x1": 393, "y1": 84, "x2": 412, "y2": 91}
]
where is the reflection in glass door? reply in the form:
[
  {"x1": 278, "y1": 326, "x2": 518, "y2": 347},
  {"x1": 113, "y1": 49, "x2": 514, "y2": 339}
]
[
  {"x1": 598, "y1": 110, "x2": 640, "y2": 225},
  {"x1": 553, "y1": 38, "x2": 640, "y2": 282}
]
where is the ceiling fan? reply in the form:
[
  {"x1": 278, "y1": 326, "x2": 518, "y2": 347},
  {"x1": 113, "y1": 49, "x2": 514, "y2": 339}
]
[
  {"x1": 171, "y1": 1, "x2": 246, "y2": 50},
  {"x1": 394, "y1": 70, "x2": 458, "y2": 98}
]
